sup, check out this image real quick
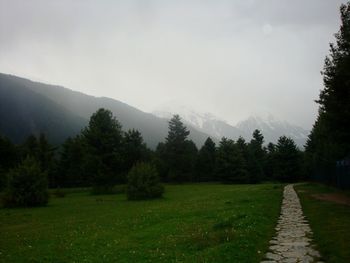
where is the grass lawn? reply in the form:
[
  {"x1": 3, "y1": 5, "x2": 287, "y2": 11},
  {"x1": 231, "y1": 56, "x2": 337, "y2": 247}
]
[
  {"x1": 0, "y1": 184, "x2": 283, "y2": 263},
  {"x1": 295, "y1": 183, "x2": 350, "y2": 263}
]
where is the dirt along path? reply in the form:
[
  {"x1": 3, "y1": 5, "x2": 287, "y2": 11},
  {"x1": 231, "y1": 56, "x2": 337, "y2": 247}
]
[{"x1": 261, "y1": 184, "x2": 323, "y2": 263}]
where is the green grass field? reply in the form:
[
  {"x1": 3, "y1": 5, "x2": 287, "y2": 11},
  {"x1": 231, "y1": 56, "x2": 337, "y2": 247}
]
[
  {"x1": 296, "y1": 183, "x2": 350, "y2": 263},
  {"x1": 0, "y1": 184, "x2": 283, "y2": 263}
]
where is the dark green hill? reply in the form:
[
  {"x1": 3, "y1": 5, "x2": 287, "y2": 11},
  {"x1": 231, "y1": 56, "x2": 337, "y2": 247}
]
[
  {"x1": 0, "y1": 73, "x2": 210, "y2": 148},
  {"x1": 0, "y1": 75, "x2": 86, "y2": 144}
]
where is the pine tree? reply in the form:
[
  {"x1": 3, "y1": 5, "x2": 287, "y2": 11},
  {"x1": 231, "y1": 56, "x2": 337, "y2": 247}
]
[
  {"x1": 247, "y1": 129, "x2": 266, "y2": 183},
  {"x1": 155, "y1": 142, "x2": 168, "y2": 180},
  {"x1": 274, "y1": 136, "x2": 301, "y2": 182},
  {"x1": 317, "y1": 3, "x2": 350, "y2": 160},
  {"x1": 163, "y1": 115, "x2": 193, "y2": 182},
  {"x1": 82, "y1": 108, "x2": 124, "y2": 193},
  {"x1": 265, "y1": 142, "x2": 277, "y2": 179},
  {"x1": 166, "y1": 115, "x2": 190, "y2": 145},
  {"x1": 37, "y1": 134, "x2": 57, "y2": 187},
  {"x1": 0, "y1": 135, "x2": 18, "y2": 190},
  {"x1": 58, "y1": 136, "x2": 88, "y2": 187},
  {"x1": 196, "y1": 137, "x2": 216, "y2": 182},
  {"x1": 123, "y1": 129, "x2": 150, "y2": 174},
  {"x1": 306, "y1": 2, "x2": 350, "y2": 183},
  {"x1": 19, "y1": 134, "x2": 57, "y2": 187},
  {"x1": 216, "y1": 137, "x2": 248, "y2": 183}
]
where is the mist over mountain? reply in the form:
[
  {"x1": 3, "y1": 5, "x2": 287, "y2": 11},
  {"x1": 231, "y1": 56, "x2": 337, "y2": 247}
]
[
  {"x1": 0, "y1": 73, "x2": 211, "y2": 148},
  {"x1": 0, "y1": 74, "x2": 86, "y2": 144},
  {"x1": 0, "y1": 73, "x2": 308, "y2": 148},
  {"x1": 153, "y1": 105, "x2": 308, "y2": 147}
]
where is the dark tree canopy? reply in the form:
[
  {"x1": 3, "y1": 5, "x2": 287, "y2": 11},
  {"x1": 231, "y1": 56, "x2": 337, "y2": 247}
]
[
  {"x1": 196, "y1": 137, "x2": 216, "y2": 182},
  {"x1": 306, "y1": 2, "x2": 350, "y2": 185},
  {"x1": 216, "y1": 137, "x2": 248, "y2": 183},
  {"x1": 273, "y1": 136, "x2": 301, "y2": 182},
  {"x1": 127, "y1": 162, "x2": 164, "y2": 200},
  {"x1": 248, "y1": 130, "x2": 266, "y2": 183},
  {"x1": 162, "y1": 115, "x2": 194, "y2": 182},
  {"x1": 165, "y1": 114, "x2": 190, "y2": 145},
  {"x1": 0, "y1": 135, "x2": 18, "y2": 190},
  {"x1": 57, "y1": 135, "x2": 88, "y2": 187},
  {"x1": 82, "y1": 108, "x2": 124, "y2": 192},
  {"x1": 3, "y1": 157, "x2": 49, "y2": 207},
  {"x1": 123, "y1": 129, "x2": 150, "y2": 173}
]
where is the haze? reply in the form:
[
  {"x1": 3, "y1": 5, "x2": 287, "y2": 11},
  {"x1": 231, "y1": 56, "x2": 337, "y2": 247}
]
[{"x1": 0, "y1": 0, "x2": 345, "y2": 129}]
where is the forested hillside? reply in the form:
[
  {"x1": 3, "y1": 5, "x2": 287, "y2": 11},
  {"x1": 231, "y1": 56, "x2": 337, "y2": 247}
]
[{"x1": 0, "y1": 73, "x2": 210, "y2": 147}]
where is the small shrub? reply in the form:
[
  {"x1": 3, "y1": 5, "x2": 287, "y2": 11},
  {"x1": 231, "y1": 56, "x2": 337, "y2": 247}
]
[
  {"x1": 127, "y1": 162, "x2": 164, "y2": 200},
  {"x1": 2, "y1": 157, "x2": 49, "y2": 207}
]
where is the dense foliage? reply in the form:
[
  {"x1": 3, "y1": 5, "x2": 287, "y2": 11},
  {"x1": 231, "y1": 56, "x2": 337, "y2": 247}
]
[
  {"x1": 305, "y1": 2, "x2": 350, "y2": 185},
  {"x1": 1, "y1": 107, "x2": 305, "y2": 207},
  {"x1": 2, "y1": 157, "x2": 49, "y2": 207},
  {"x1": 126, "y1": 162, "x2": 164, "y2": 200}
]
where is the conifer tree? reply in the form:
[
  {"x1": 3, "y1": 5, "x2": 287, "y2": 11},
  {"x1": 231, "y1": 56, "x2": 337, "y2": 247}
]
[
  {"x1": 163, "y1": 115, "x2": 192, "y2": 182},
  {"x1": 248, "y1": 129, "x2": 266, "y2": 183},
  {"x1": 0, "y1": 135, "x2": 18, "y2": 190},
  {"x1": 58, "y1": 135, "x2": 88, "y2": 187},
  {"x1": 82, "y1": 108, "x2": 124, "y2": 193},
  {"x1": 123, "y1": 129, "x2": 150, "y2": 174},
  {"x1": 274, "y1": 136, "x2": 301, "y2": 182},
  {"x1": 306, "y1": 2, "x2": 350, "y2": 182},
  {"x1": 216, "y1": 137, "x2": 248, "y2": 183},
  {"x1": 196, "y1": 137, "x2": 216, "y2": 181}
]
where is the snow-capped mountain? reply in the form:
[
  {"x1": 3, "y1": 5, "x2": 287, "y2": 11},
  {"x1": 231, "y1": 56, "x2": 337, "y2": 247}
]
[
  {"x1": 152, "y1": 106, "x2": 309, "y2": 148},
  {"x1": 236, "y1": 115, "x2": 309, "y2": 147},
  {"x1": 152, "y1": 104, "x2": 242, "y2": 139}
]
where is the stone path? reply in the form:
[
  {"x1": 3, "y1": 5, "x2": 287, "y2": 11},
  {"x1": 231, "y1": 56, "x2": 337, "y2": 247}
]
[{"x1": 261, "y1": 184, "x2": 323, "y2": 263}]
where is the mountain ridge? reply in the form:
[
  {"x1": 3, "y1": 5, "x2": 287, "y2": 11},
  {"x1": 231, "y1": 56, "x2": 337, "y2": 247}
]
[
  {"x1": 153, "y1": 106, "x2": 308, "y2": 147},
  {"x1": 0, "y1": 73, "x2": 212, "y2": 148}
]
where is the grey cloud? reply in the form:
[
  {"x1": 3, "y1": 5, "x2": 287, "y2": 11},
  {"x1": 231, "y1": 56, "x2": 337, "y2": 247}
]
[{"x1": 0, "y1": 0, "x2": 346, "y2": 129}]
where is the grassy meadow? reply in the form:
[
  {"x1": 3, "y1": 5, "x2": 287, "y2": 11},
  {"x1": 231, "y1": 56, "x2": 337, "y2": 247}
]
[
  {"x1": 296, "y1": 183, "x2": 350, "y2": 263},
  {"x1": 0, "y1": 184, "x2": 283, "y2": 263}
]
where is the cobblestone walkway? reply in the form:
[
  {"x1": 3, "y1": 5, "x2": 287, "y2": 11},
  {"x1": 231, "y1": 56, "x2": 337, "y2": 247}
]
[{"x1": 261, "y1": 184, "x2": 323, "y2": 263}]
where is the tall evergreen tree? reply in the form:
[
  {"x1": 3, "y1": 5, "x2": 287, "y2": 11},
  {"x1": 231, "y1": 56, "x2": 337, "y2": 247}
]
[
  {"x1": 20, "y1": 135, "x2": 39, "y2": 159},
  {"x1": 37, "y1": 134, "x2": 57, "y2": 187},
  {"x1": 19, "y1": 134, "x2": 57, "y2": 187},
  {"x1": 163, "y1": 115, "x2": 193, "y2": 182},
  {"x1": 196, "y1": 137, "x2": 216, "y2": 182},
  {"x1": 306, "y1": 2, "x2": 350, "y2": 184},
  {"x1": 181, "y1": 140, "x2": 198, "y2": 181},
  {"x1": 274, "y1": 136, "x2": 301, "y2": 182},
  {"x1": 317, "y1": 2, "x2": 350, "y2": 159},
  {"x1": 0, "y1": 135, "x2": 18, "y2": 190},
  {"x1": 247, "y1": 129, "x2": 266, "y2": 183},
  {"x1": 58, "y1": 135, "x2": 88, "y2": 187},
  {"x1": 155, "y1": 142, "x2": 168, "y2": 180},
  {"x1": 265, "y1": 142, "x2": 277, "y2": 179},
  {"x1": 82, "y1": 108, "x2": 124, "y2": 192},
  {"x1": 216, "y1": 137, "x2": 248, "y2": 183},
  {"x1": 123, "y1": 129, "x2": 150, "y2": 174}
]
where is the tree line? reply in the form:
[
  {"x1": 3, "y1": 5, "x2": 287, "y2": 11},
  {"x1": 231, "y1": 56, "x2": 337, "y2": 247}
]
[
  {"x1": 305, "y1": 2, "x2": 350, "y2": 187},
  {"x1": 0, "y1": 108, "x2": 304, "y2": 195}
]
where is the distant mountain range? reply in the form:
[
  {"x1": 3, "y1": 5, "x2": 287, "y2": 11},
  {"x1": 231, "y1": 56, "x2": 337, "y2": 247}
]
[
  {"x1": 0, "y1": 73, "x2": 308, "y2": 148},
  {"x1": 153, "y1": 105, "x2": 308, "y2": 147},
  {"x1": 0, "y1": 73, "x2": 210, "y2": 148}
]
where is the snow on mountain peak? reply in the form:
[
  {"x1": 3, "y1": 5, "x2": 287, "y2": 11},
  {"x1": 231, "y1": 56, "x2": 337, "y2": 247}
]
[{"x1": 152, "y1": 104, "x2": 309, "y2": 147}]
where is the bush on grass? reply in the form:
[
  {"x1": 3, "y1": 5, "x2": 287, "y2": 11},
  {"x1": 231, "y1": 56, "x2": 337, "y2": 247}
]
[
  {"x1": 2, "y1": 157, "x2": 49, "y2": 207},
  {"x1": 127, "y1": 162, "x2": 164, "y2": 200}
]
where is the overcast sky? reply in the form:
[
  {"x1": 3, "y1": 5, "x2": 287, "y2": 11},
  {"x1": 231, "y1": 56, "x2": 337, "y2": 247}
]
[{"x1": 0, "y1": 0, "x2": 345, "y2": 129}]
